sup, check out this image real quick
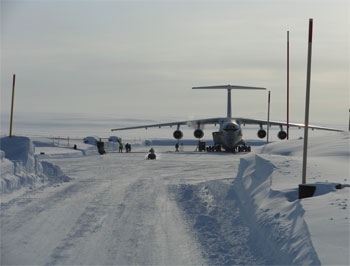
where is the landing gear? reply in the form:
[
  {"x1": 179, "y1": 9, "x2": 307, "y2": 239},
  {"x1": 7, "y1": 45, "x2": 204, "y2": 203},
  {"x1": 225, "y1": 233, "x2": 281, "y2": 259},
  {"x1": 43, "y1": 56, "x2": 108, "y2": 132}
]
[
  {"x1": 197, "y1": 143, "x2": 251, "y2": 153},
  {"x1": 206, "y1": 145, "x2": 222, "y2": 152},
  {"x1": 235, "y1": 145, "x2": 251, "y2": 153}
]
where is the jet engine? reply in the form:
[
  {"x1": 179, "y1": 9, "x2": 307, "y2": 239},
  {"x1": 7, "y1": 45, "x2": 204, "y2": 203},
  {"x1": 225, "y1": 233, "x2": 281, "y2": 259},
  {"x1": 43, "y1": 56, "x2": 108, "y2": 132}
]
[
  {"x1": 173, "y1": 130, "x2": 183, "y2": 140},
  {"x1": 193, "y1": 129, "x2": 204, "y2": 139},
  {"x1": 277, "y1": 130, "x2": 287, "y2": 140},
  {"x1": 257, "y1": 129, "x2": 267, "y2": 139}
]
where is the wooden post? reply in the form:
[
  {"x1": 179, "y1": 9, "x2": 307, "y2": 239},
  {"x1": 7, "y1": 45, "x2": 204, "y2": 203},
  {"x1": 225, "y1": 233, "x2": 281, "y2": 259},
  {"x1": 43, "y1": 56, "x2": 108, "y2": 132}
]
[{"x1": 9, "y1": 74, "x2": 16, "y2": 138}]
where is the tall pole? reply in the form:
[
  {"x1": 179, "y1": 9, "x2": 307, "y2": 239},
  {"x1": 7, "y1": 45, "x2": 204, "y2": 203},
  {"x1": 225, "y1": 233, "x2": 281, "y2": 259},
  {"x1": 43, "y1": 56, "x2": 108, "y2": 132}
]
[
  {"x1": 287, "y1": 31, "x2": 290, "y2": 140},
  {"x1": 267, "y1": 91, "x2": 271, "y2": 143},
  {"x1": 9, "y1": 74, "x2": 16, "y2": 138},
  {"x1": 302, "y1": 19, "x2": 313, "y2": 185}
]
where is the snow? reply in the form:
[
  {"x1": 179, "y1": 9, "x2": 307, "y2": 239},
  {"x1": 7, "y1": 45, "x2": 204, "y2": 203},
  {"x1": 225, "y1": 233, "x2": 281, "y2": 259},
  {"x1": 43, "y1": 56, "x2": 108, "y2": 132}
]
[{"x1": 0, "y1": 130, "x2": 349, "y2": 265}]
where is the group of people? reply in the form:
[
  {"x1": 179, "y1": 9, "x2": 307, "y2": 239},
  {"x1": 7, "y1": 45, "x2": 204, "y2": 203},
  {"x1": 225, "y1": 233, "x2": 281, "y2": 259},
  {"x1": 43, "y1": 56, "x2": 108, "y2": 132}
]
[
  {"x1": 175, "y1": 142, "x2": 184, "y2": 152},
  {"x1": 118, "y1": 142, "x2": 131, "y2": 153},
  {"x1": 117, "y1": 142, "x2": 155, "y2": 159},
  {"x1": 118, "y1": 141, "x2": 156, "y2": 159}
]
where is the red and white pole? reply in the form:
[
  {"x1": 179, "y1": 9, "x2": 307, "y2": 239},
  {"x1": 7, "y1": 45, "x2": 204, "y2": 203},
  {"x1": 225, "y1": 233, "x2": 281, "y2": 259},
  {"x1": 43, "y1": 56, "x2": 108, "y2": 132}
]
[
  {"x1": 302, "y1": 19, "x2": 313, "y2": 185},
  {"x1": 287, "y1": 31, "x2": 290, "y2": 140},
  {"x1": 9, "y1": 74, "x2": 16, "y2": 138}
]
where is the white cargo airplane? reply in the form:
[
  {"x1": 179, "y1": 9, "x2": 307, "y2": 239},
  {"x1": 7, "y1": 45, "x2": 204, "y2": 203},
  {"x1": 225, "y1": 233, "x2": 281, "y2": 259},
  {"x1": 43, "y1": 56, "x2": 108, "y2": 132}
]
[{"x1": 111, "y1": 85, "x2": 343, "y2": 152}]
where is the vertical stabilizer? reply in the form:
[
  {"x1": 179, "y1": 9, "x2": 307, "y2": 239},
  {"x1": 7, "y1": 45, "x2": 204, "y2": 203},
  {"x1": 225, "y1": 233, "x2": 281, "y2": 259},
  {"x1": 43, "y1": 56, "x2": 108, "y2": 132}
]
[
  {"x1": 227, "y1": 88, "x2": 231, "y2": 118},
  {"x1": 192, "y1": 85, "x2": 266, "y2": 118}
]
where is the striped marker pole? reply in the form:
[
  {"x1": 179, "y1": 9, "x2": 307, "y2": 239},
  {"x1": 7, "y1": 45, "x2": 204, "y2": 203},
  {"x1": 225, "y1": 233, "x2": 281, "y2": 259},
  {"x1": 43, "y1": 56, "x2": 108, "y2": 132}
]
[
  {"x1": 9, "y1": 74, "x2": 16, "y2": 138},
  {"x1": 302, "y1": 19, "x2": 313, "y2": 185},
  {"x1": 267, "y1": 91, "x2": 271, "y2": 143},
  {"x1": 287, "y1": 31, "x2": 290, "y2": 140}
]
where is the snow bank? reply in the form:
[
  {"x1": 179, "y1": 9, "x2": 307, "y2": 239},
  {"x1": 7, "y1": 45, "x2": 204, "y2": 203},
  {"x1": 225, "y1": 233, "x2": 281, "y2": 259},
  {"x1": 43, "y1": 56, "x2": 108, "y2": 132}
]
[
  {"x1": 0, "y1": 136, "x2": 70, "y2": 193},
  {"x1": 0, "y1": 136, "x2": 39, "y2": 174},
  {"x1": 175, "y1": 155, "x2": 320, "y2": 265},
  {"x1": 234, "y1": 154, "x2": 320, "y2": 265},
  {"x1": 234, "y1": 133, "x2": 349, "y2": 265}
]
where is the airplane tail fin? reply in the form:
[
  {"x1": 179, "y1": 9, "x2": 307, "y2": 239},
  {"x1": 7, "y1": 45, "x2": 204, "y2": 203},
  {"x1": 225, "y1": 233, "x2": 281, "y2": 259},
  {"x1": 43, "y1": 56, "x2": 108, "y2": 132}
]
[{"x1": 192, "y1": 85, "x2": 266, "y2": 118}]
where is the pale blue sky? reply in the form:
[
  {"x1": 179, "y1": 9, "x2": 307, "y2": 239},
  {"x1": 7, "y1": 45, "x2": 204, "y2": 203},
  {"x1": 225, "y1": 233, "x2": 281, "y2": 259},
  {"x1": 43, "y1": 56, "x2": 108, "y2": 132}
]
[{"x1": 1, "y1": 0, "x2": 349, "y2": 127}]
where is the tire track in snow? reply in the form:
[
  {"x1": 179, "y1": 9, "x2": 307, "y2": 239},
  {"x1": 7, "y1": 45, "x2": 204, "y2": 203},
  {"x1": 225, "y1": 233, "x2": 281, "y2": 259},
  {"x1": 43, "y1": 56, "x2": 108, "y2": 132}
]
[
  {"x1": 106, "y1": 175, "x2": 205, "y2": 266},
  {"x1": 0, "y1": 178, "x2": 104, "y2": 265},
  {"x1": 1, "y1": 183, "x2": 80, "y2": 231},
  {"x1": 46, "y1": 185, "x2": 116, "y2": 265},
  {"x1": 109, "y1": 178, "x2": 157, "y2": 265}
]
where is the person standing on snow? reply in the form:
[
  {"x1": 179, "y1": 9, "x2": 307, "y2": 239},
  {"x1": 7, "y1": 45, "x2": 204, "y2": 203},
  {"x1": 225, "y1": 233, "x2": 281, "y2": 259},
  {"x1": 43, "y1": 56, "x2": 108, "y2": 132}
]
[{"x1": 119, "y1": 142, "x2": 123, "y2": 153}]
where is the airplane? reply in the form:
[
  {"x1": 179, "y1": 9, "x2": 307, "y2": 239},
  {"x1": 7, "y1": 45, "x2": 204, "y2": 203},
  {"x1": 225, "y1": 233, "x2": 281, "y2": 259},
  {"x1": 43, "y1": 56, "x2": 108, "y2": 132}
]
[{"x1": 111, "y1": 85, "x2": 344, "y2": 152}]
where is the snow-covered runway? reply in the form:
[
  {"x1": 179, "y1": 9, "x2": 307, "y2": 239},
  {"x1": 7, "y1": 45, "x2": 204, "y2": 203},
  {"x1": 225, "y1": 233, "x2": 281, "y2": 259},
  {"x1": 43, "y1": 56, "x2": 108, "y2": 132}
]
[{"x1": 1, "y1": 151, "x2": 240, "y2": 265}]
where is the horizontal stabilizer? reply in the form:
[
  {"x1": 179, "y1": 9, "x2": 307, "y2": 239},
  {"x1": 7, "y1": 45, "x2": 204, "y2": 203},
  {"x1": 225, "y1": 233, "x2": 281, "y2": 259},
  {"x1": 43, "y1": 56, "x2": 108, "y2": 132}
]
[
  {"x1": 192, "y1": 84, "x2": 266, "y2": 118},
  {"x1": 192, "y1": 85, "x2": 266, "y2": 90}
]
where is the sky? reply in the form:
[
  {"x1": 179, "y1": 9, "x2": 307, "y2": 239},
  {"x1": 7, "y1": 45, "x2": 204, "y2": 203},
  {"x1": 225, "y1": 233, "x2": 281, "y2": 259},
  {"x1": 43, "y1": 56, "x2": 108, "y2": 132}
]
[{"x1": 1, "y1": 0, "x2": 349, "y2": 128}]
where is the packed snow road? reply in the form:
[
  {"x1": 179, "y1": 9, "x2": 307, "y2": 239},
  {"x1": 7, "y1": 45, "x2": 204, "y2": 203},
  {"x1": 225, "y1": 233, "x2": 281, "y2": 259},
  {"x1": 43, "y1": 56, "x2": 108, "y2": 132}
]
[{"x1": 1, "y1": 149, "x2": 244, "y2": 265}]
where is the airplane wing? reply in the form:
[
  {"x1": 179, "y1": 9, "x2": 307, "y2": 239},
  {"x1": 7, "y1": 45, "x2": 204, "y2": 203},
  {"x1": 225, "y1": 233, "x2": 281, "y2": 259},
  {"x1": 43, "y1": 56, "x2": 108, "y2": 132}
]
[
  {"x1": 112, "y1": 117, "x2": 345, "y2": 132},
  {"x1": 111, "y1": 117, "x2": 226, "y2": 131},
  {"x1": 234, "y1": 118, "x2": 345, "y2": 132}
]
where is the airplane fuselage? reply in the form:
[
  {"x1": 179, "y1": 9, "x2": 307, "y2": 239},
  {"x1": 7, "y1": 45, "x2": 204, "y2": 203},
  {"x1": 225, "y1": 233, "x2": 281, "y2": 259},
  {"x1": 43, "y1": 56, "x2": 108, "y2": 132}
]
[{"x1": 212, "y1": 120, "x2": 244, "y2": 151}]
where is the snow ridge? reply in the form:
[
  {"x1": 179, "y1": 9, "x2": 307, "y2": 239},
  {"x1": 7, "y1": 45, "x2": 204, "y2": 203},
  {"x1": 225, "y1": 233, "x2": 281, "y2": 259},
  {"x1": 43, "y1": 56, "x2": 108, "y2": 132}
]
[
  {"x1": 0, "y1": 136, "x2": 70, "y2": 194},
  {"x1": 176, "y1": 154, "x2": 321, "y2": 265},
  {"x1": 234, "y1": 154, "x2": 320, "y2": 265}
]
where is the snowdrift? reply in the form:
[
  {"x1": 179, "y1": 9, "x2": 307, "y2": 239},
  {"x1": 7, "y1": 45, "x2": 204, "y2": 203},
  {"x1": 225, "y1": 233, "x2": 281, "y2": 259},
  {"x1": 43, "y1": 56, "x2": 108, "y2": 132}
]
[
  {"x1": 175, "y1": 155, "x2": 320, "y2": 265},
  {"x1": 0, "y1": 136, "x2": 70, "y2": 193},
  {"x1": 234, "y1": 154, "x2": 320, "y2": 265}
]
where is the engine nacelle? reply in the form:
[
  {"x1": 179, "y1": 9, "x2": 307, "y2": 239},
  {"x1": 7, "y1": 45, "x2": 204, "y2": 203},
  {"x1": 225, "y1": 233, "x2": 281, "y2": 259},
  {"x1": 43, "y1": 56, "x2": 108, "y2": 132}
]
[
  {"x1": 277, "y1": 130, "x2": 287, "y2": 140},
  {"x1": 257, "y1": 129, "x2": 267, "y2": 139},
  {"x1": 193, "y1": 129, "x2": 204, "y2": 139},
  {"x1": 173, "y1": 130, "x2": 183, "y2": 140}
]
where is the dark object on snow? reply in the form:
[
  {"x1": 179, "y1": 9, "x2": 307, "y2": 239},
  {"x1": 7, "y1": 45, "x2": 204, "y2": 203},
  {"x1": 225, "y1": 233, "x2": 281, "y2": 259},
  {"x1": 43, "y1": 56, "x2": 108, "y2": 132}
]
[
  {"x1": 335, "y1": 183, "x2": 342, "y2": 189},
  {"x1": 298, "y1": 184, "x2": 316, "y2": 199},
  {"x1": 96, "y1": 141, "x2": 106, "y2": 155},
  {"x1": 148, "y1": 153, "x2": 156, "y2": 160},
  {"x1": 147, "y1": 148, "x2": 156, "y2": 160},
  {"x1": 197, "y1": 141, "x2": 206, "y2": 152},
  {"x1": 73, "y1": 144, "x2": 77, "y2": 150}
]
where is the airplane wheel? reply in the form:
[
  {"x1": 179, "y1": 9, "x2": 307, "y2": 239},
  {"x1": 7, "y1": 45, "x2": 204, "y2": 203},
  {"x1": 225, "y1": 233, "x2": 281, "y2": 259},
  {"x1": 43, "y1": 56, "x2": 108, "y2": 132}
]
[{"x1": 237, "y1": 145, "x2": 251, "y2": 152}]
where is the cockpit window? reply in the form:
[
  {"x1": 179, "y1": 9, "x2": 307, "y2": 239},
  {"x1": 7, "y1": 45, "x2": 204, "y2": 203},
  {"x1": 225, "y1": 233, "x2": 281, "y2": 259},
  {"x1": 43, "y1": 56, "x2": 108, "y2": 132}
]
[{"x1": 224, "y1": 123, "x2": 239, "y2": 131}]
